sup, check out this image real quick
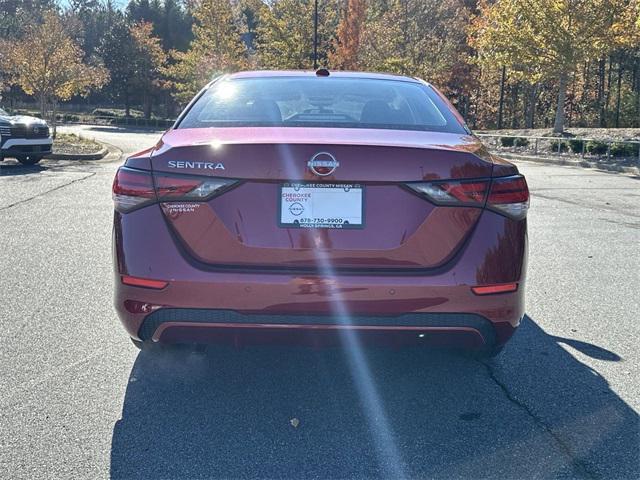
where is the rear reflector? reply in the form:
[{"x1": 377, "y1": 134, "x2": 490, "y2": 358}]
[
  {"x1": 472, "y1": 283, "x2": 518, "y2": 295},
  {"x1": 121, "y1": 275, "x2": 168, "y2": 289}
]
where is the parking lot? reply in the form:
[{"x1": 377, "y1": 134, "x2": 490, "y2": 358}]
[{"x1": 0, "y1": 126, "x2": 638, "y2": 479}]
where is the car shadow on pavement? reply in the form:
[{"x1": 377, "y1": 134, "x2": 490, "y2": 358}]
[
  {"x1": 110, "y1": 315, "x2": 638, "y2": 479},
  {"x1": 0, "y1": 161, "x2": 47, "y2": 176}
]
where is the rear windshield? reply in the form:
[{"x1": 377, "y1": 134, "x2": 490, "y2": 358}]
[{"x1": 177, "y1": 77, "x2": 467, "y2": 134}]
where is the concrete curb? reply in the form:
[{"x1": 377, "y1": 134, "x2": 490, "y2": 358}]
[
  {"x1": 497, "y1": 152, "x2": 640, "y2": 176},
  {"x1": 46, "y1": 147, "x2": 108, "y2": 161}
]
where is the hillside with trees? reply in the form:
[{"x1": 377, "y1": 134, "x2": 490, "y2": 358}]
[{"x1": 0, "y1": 0, "x2": 638, "y2": 132}]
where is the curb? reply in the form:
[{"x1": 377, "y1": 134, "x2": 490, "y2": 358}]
[
  {"x1": 46, "y1": 147, "x2": 108, "y2": 161},
  {"x1": 497, "y1": 152, "x2": 640, "y2": 176}
]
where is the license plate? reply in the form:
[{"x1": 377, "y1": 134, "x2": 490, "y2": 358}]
[{"x1": 279, "y1": 183, "x2": 364, "y2": 229}]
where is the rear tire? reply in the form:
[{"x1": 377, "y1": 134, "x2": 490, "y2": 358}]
[{"x1": 17, "y1": 155, "x2": 42, "y2": 165}]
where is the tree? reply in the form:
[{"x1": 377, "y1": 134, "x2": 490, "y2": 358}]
[
  {"x1": 0, "y1": 0, "x2": 57, "y2": 40},
  {"x1": 165, "y1": 0, "x2": 247, "y2": 104},
  {"x1": 469, "y1": 0, "x2": 639, "y2": 133},
  {"x1": 358, "y1": 0, "x2": 475, "y2": 113},
  {"x1": 3, "y1": 11, "x2": 108, "y2": 132},
  {"x1": 129, "y1": 21, "x2": 168, "y2": 119},
  {"x1": 256, "y1": 0, "x2": 339, "y2": 69},
  {"x1": 158, "y1": 0, "x2": 193, "y2": 51},
  {"x1": 330, "y1": 0, "x2": 366, "y2": 69},
  {"x1": 126, "y1": 0, "x2": 193, "y2": 52},
  {"x1": 238, "y1": 0, "x2": 266, "y2": 59},
  {"x1": 98, "y1": 13, "x2": 137, "y2": 116}
]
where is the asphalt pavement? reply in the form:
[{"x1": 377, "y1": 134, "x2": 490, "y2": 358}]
[{"x1": 0, "y1": 125, "x2": 638, "y2": 479}]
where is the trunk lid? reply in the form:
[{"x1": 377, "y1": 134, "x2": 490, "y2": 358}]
[{"x1": 150, "y1": 127, "x2": 493, "y2": 271}]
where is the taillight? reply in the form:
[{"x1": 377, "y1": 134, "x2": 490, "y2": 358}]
[
  {"x1": 405, "y1": 174, "x2": 529, "y2": 219},
  {"x1": 487, "y1": 175, "x2": 529, "y2": 220},
  {"x1": 112, "y1": 167, "x2": 155, "y2": 212},
  {"x1": 112, "y1": 167, "x2": 238, "y2": 213},
  {"x1": 405, "y1": 180, "x2": 489, "y2": 206},
  {"x1": 154, "y1": 173, "x2": 237, "y2": 201}
]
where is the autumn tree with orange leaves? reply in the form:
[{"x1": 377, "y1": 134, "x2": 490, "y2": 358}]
[
  {"x1": 331, "y1": 0, "x2": 366, "y2": 69},
  {"x1": 469, "y1": 0, "x2": 640, "y2": 133},
  {"x1": 3, "y1": 11, "x2": 108, "y2": 131}
]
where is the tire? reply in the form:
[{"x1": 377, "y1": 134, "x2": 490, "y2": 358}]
[{"x1": 17, "y1": 155, "x2": 42, "y2": 165}]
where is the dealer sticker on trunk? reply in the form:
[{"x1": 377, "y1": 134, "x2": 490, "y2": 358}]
[{"x1": 279, "y1": 183, "x2": 364, "y2": 229}]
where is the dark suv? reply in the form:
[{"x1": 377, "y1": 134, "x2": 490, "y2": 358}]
[{"x1": 0, "y1": 108, "x2": 52, "y2": 165}]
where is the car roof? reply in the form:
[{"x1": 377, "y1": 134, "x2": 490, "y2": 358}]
[{"x1": 226, "y1": 70, "x2": 426, "y2": 85}]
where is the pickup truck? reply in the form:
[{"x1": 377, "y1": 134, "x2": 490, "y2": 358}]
[{"x1": 0, "y1": 108, "x2": 52, "y2": 165}]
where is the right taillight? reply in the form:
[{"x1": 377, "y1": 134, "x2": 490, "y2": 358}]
[
  {"x1": 487, "y1": 175, "x2": 529, "y2": 220},
  {"x1": 405, "y1": 174, "x2": 529, "y2": 220},
  {"x1": 405, "y1": 179, "x2": 489, "y2": 206}
]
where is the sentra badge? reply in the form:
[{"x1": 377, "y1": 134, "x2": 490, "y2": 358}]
[{"x1": 168, "y1": 161, "x2": 225, "y2": 170}]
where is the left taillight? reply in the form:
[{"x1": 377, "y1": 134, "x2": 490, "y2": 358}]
[
  {"x1": 112, "y1": 167, "x2": 155, "y2": 213},
  {"x1": 113, "y1": 167, "x2": 238, "y2": 213},
  {"x1": 153, "y1": 173, "x2": 237, "y2": 201}
]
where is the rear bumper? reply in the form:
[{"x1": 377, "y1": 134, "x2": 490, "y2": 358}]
[
  {"x1": 113, "y1": 205, "x2": 527, "y2": 349},
  {"x1": 116, "y1": 277, "x2": 523, "y2": 348},
  {"x1": 115, "y1": 274, "x2": 523, "y2": 348},
  {"x1": 139, "y1": 309, "x2": 498, "y2": 349}
]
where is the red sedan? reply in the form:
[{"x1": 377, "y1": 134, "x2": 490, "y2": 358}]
[{"x1": 112, "y1": 70, "x2": 529, "y2": 357}]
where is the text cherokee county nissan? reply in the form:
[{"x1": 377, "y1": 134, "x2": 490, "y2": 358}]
[{"x1": 112, "y1": 70, "x2": 529, "y2": 357}]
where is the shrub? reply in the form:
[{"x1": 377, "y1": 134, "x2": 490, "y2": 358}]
[
  {"x1": 55, "y1": 113, "x2": 80, "y2": 122},
  {"x1": 586, "y1": 141, "x2": 608, "y2": 155},
  {"x1": 568, "y1": 139, "x2": 585, "y2": 153},
  {"x1": 513, "y1": 137, "x2": 530, "y2": 147},
  {"x1": 610, "y1": 142, "x2": 638, "y2": 158},
  {"x1": 92, "y1": 108, "x2": 144, "y2": 118},
  {"x1": 550, "y1": 140, "x2": 569, "y2": 153},
  {"x1": 500, "y1": 136, "x2": 515, "y2": 147},
  {"x1": 92, "y1": 108, "x2": 117, "y2": 117}
]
